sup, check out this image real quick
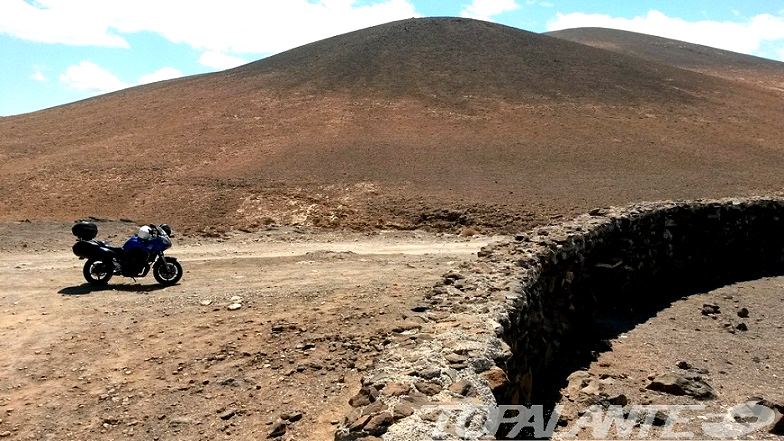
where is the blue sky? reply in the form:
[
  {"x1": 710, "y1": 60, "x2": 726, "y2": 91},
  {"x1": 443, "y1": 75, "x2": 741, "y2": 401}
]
[{"x1": 1, "y1": 0, "x2": 783, "y2": 116}]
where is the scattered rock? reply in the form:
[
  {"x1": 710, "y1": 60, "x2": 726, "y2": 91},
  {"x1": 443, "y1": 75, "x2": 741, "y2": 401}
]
[
  {"x1": 445, "y1": 353, "x2": 468, "y2": 365},
  {"x1": 393, "y1": 404, "x2": 415, "y2": 420},
  {"x1": 349, "y1": 415, "x2": 372, "y2": 432},
  {"x1": 481, "y1": 366, "x2": 509, "y2": 393},
  {"x1": 676, "y1": 361, "x2": 692, "y2": 370},
  {"x1": 227, "y1": 303, "x2": 242, "y2": 311},
  {"x1": 219, "y1": 408, "x2": 236, "y2": 420},
  {"x1": 281, "y1": 411, "x2": 303, "y2": 422},
  {"x1": 646, "y1": 374, "x2": 716, "y2": 400},
  {"x1": 382, "y1": 382, "x2": 410, "y2": 397},
  {"x1": 349, "y1": 387, "x2": 377, "y2": 407},
  {"x1": 736, "y1": 322, "x2": 748, "y2": 331},
  {"x1": 363, "y1": 400, "x2": 388, "y2": 415},
  {"x1": 737, "y1": 307, "x2": 749, "y2": 318},
  {"x1": 414, "y1": 381, "x2": 443, "y2": 396},
  {"x1": 391, "y1": 322, "x2": 422, "y2": 333},
  {"x1": 415, "y1": 367, "x2": 441, "y2": 380},
  {"x1": 364, "y1": 413, "x2": 394, "y2": 436},
  {"x1": 448, "y1": 379, "x2": 473, "y2": 396},
  {"x1": 607, "y1": 394, "x2": 628, "y2": 406},
  {"x1": 701, "y1": 304, "x2": 720, "y2": 315},
  {"x1": 199, "y1": 300, "x2": 212, "y2": 306},
  {"x1": 0, "y1": 432, "x2": 9, "y2": 438},
  {"x1": 169, "y1": 416, "x2": 193, "y2": 426},
  {"x1": 400, "y1": 392, "x2": 432, "y2": 407},
  {"x1": 268, "y1": 421, "x2": 286, "y2": 438},
  {"x1": 459, "y1": 227, "x2": 478, "y2": 237},
  {"x1": 772, "y1": 412, "x2": 784, "y2": 435}
]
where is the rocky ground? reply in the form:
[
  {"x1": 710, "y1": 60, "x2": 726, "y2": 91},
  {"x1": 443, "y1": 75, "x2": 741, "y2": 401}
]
[
  {"x1": 1, "y1": 219, "x2": 782, "y2": 440},
  {"x1": 554, "y1": 277, "x2": 784, "y2": 440},
  {"x1": 0, "y1": 220, "x2": 496, "y2": 440}
]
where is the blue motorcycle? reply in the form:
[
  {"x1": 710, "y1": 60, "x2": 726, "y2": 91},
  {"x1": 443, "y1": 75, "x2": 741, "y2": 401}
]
[{"x1": 71, "y1": 222, "x2": 183, "y2": 286}]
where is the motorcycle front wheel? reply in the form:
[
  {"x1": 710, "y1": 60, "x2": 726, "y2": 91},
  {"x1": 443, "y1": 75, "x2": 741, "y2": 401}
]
[
  {"x1": 153, "y1": 260, "x2": 183, "y2": 286},
  {"x1": 83, "y1": 259, "x2": 114, "y2": 285}
]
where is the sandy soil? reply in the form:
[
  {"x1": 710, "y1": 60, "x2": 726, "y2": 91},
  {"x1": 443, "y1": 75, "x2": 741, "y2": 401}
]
[{"x1": 0, "y1": 223, "x2": 497, "y2": 440}]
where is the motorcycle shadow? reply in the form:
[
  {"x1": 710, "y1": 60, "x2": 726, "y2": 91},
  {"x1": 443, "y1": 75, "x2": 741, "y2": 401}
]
[{"x1": 58, "y1": 283, "x2": 170, "y2": 295}]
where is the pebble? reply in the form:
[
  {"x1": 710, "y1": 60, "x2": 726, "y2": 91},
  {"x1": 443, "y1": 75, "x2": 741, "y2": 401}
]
[
  {"x1": 737, "y1": 307, "x2": 749, "y2": 318},
  {"x1": 0, "y1": 431, "x2": 9, "y2": 438},
  {"x1": 268, "y1": 421, "x2": 286, "y2": 438},
  {"x1": 219, "y1": 408, "x2": 237, "y2": 420},
  {"x1": 281, "y1": 411, "x2": 303, "y2": 422},
  {"x1": 200, "y1": 300, "x2": 212, "y2": 306},
  {"x1": 227, "y1": 303, "x2": 242, "y2": 311}
]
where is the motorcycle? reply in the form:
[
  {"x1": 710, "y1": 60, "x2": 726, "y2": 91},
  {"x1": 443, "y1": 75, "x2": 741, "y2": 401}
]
[{"x1": 71, "y1": 222, "x2": 183, "y2": 286}]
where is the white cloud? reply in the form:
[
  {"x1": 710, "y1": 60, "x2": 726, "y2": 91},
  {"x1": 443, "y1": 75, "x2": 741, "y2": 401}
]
[
  {"x1": 461, "y1": 0, "x2": 520, "y2": 21},
  {"x1": 198, "y1": 51, "x2": 248, "y2": 70},
  {"x1": 138, "y1": 67, "x2": 183, "y2": 85},
  {"x1": 0, "y1": 0, "x2": 128, "y2": 47},
  {"x1": 31, "y1": 67, "x2": 46, "y2": 82},
  {"x1": 547, "y1": 10, "x2": 784, "y2": 58},
  {"x1": 60, "y1": 61, "x2": 127, "y2": 93},
  {"x1": 0, "y1": 0, "x2": 418, "y2": 55}
]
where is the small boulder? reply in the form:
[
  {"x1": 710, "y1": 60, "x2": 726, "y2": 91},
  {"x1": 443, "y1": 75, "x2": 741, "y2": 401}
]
[{"x1": 646, "y1": 374, "x2": 716, "y2": 400}]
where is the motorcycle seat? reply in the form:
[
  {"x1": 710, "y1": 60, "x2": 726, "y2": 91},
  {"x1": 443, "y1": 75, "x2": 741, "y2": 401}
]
[{"x1": 107, "y1": 246, "x2": 126, "y2": 255}]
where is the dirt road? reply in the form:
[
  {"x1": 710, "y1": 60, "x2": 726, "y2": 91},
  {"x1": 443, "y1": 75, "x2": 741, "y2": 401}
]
[{"x1": 0, "y1": 226, "x2": 497, "y2": 440}]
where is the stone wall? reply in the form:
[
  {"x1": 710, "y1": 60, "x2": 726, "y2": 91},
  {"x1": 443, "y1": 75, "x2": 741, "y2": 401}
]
[{"x1": 335, "y1": 197, "x2": 784, "y2": 440}]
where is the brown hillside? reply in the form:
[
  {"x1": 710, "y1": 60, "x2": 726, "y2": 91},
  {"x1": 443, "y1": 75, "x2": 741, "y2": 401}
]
[
  {"x1": 1, "y1": 18, "x2": 783, "y2": 233},
  {"x1": 547, "y1": 27, "x2": 784, "y2": 94}
]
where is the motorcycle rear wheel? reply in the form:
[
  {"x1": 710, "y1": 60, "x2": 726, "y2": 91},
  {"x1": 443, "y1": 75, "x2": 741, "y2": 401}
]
[
  {"x1": 83, "y1": 259, "x2": 113, "y2": 285},
  {"x1": 153, "y1": 260, "x2": 183, "y2": 286}
]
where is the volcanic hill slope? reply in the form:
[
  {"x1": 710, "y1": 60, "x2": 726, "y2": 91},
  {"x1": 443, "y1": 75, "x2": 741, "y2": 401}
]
[
  {"x1": 1, "y1": 18, "x2": 783, "y2": 233},
  {"x1": 547, "y1": 27, "x2": 784, "y2": 93}
]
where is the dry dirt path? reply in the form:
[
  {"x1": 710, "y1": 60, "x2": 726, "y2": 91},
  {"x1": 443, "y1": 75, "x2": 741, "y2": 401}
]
[{"x1": 0, "y1": 228, "x2": 498, "y2": 440}]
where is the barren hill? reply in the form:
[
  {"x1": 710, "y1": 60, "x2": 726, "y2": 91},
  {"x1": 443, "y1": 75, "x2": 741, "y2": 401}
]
[
  {"x1": 546, "y1": 27, "x2": 784, "y2": 93},
  {"x1": 1, "y1": 18, "x2": 783, "y2": 234}
]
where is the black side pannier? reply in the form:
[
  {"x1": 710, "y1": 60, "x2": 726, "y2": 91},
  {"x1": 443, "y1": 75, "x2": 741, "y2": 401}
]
[
  {"x1": 73, "y1": 240, "x2": 110, "y2": 259},
  {"x1": 72, "y1": 222, "x2": 98, "y2": 240}
]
